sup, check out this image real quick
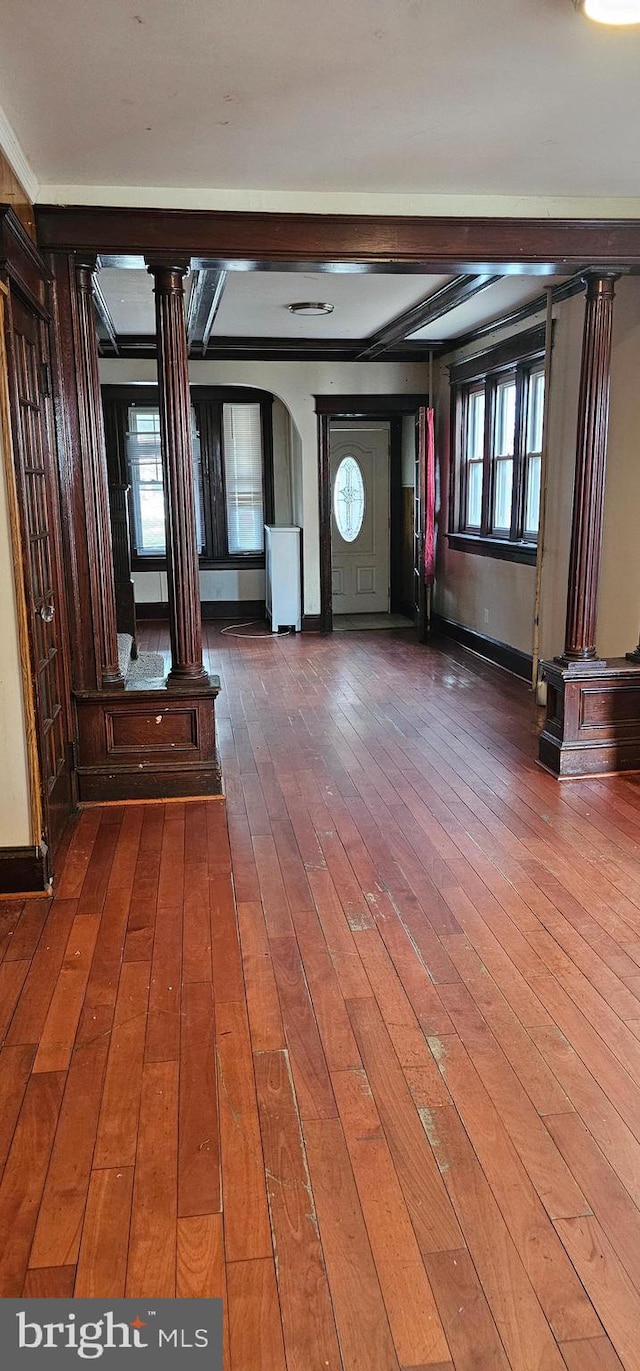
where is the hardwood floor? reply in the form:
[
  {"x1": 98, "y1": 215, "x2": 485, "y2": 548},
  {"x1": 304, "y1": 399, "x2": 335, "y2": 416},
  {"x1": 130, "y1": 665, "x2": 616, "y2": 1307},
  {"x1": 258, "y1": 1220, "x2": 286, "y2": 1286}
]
[{"x1": 3, "y1": 621, "x2": 640, "y2": 1369}]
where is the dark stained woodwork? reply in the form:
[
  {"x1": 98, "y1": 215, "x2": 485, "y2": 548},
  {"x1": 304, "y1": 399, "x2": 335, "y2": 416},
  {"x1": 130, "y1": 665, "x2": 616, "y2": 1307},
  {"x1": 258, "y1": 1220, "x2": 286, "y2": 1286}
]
[
  {"x1": 561, "y1": 273, "x2": 618, "y2": 665},
  {"x1": 73, "y1": 684, "x2": 222, "y2": 802},
  {"x1": 47, "y1": 252, "x2": 101, "y2": 693},
  {"x1": 34, "y1": 205, "x2": 640, "y2": 273},
  {"x1": 318, "y1": 412, "x2": 332, "y2": 634},
  {"x1": 539, "y1": 659, "x2": 640, "y2": 777},
  {"x1": 73, "y1": 259, "x2": 123, "y2": 687},
  {"x1": 146, "y1": 259, "x2": 208, "y2": 689},
  {"x1": 0, "y1": 848, "x2": 49, "y2": 895},
  {"x1": 0, "y1": 211, "x2": 74, "y2": 870},
  {"x1": 536, "y1": 274, "x2": 639, "y2": 778},
  {"x1": 357, "y1": 274, "x2": 501, "y2": 360},
  {"x1": 431, "y1": 613, "x2": 533, "y2": 681},
  {"x1": 113, "y1": 333, "x2": 443, "y2": 362}
]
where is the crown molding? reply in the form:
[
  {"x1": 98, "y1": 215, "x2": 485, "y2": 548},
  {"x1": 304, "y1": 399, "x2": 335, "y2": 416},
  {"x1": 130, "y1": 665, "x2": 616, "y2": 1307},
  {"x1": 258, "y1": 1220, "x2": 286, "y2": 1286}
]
[
  {"x1": 34, "y1": 185, "x2": 640, "y2": 219},
  {"x1": 0, "y1": 104, "x2": 39, "y2": 204}
]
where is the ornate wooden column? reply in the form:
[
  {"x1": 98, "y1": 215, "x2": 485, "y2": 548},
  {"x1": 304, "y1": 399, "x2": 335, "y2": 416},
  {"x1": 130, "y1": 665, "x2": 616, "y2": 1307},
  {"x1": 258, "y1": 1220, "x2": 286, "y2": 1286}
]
[
  {"x1": 146, "y1": 258, "x2": 208, "y2": 689},
  {"x1": 559, "y1": 272, "x2": 618, "y2": 667},
  {"x1": 539, "y1": 270, "x2": 640, "y2": 777},
  {"x1": 73, "y1": 255, "x2": 124, "y2": 687}
]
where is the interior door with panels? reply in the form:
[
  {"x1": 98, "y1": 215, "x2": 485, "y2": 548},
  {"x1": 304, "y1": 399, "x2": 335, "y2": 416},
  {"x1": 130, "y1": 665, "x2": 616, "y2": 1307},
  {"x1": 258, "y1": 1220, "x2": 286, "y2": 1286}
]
[
  {"x1": 330, "y1": 424, "x2": 390, "y2": 616},
  {"x1": 7, "y1": 290, "x2": 73, "y2": 860}
]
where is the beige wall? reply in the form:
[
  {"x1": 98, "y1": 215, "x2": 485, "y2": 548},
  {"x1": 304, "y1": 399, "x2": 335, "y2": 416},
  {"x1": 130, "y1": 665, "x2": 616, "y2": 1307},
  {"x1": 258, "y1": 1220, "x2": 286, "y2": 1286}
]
[
  {"x1": 100, "y1": 357, "x2": 428, "y2": 615},
  {"x1": 597, "y1": 277, "x2": 640, "y2": 659},
  {"x1": 0, "y1": 407, "x2": 33, "y2": 847},
  {"x1": 434, "y1": 279, "x2": 640, "y2": 668}
]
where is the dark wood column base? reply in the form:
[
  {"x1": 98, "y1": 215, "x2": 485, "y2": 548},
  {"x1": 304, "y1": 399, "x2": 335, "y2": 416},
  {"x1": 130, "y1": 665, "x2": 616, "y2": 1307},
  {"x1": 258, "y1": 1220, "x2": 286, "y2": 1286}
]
[
  {"x1": 73, "y1": 680, "x2": 222, "y2": 802},
  {"x1": 539, "y1": 658, "x2": 640, "y2": 777},
  {"x1": 165, "y1": 666, "x2": 212, "y2": 692},
  {"x1": 553, "y1": 655, "x2": 607, "y2": 673}
]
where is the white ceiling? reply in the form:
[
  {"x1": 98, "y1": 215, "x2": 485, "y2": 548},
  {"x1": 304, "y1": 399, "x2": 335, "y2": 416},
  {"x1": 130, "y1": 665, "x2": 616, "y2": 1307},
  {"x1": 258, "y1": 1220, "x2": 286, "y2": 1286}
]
[
  {"x1": 97, "y1": 267, "x2": 561, "y2": 344},
  {"x1": 0, "y1": 0, "x2": 639, "y2": 204},
  {"x1": 410, "y1": 276, "x2": 567, "y2": 342},
  {"x1": 212, "y1": 272, "x2": 452, "y2": 339}
]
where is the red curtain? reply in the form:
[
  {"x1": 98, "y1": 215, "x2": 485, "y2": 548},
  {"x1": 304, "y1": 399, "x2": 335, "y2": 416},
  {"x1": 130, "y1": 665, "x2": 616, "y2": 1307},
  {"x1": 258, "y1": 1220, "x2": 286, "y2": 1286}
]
[{"x1": 424, "y1": 407, "x2": 436, "y2": 585}]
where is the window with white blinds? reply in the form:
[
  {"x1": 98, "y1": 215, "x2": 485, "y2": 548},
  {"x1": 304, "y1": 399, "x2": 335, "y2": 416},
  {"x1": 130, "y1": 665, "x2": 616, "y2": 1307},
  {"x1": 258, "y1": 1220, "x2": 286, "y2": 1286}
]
[
  {"x1": 222, "y1": 403, "x2": 265, "y2": 554},
  {"x1": 126, "y1": 406, "x2": 204, "y2": 556}
]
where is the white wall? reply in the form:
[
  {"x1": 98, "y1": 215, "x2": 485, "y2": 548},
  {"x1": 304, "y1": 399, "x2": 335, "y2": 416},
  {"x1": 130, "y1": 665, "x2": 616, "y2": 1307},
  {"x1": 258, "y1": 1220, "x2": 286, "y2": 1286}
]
[
  {"x1": 0, "y1": 409, "x2": 34, "y2": 847},
  {"x1": 100, "y1": 358, "x2": 428, "y2": 614}
]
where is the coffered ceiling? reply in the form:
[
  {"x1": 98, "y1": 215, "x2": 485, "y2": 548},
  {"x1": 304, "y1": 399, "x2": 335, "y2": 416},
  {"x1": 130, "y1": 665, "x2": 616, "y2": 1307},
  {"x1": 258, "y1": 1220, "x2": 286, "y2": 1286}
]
[{"x1": 94, "y1": 264, "x2": 570, "y2": 360}]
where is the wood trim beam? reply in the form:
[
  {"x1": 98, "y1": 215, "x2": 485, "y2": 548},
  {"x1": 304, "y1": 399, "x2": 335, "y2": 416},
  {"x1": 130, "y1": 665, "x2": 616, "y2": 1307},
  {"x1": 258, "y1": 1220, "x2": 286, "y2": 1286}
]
[
  {"x1": 357, "y1": 274, "x2": 501, "y2": 360},
  {"x1": 108, "y1": 334, "x2": 445, "y2": 362},
  {"x1": 36, "y1": 207, "x2": 640, "y2": 271},
  {"x1": 92, "y1": 274, "x2": 119, "y2": 356},
  {"x1": 185, "y1": 267, "x2": 228, "y2": 355},
  {"x1": 440, "y1": 272, "x2": 587, "y2": 356}
]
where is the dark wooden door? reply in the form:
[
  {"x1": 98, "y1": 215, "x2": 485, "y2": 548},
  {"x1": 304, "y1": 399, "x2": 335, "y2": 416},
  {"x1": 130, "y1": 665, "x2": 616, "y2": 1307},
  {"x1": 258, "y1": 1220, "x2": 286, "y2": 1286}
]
[
  {"x1": 8, "y1": 292, "x2": 73, "y2": 861},
  {"x1": 413, "y1": 406, "x2": 428, "y2": 643}
]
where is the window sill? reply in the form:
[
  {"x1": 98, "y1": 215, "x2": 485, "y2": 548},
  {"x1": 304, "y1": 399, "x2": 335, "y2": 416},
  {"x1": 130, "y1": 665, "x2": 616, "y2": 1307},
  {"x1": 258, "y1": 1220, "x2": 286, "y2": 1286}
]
[{"x1": 447, "y1": 533, "x2": 537, "y2": 566}]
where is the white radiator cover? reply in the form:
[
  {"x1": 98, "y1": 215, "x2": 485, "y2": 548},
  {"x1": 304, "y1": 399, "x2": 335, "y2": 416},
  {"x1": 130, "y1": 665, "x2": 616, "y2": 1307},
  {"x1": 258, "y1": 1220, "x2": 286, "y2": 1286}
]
[{"x1": 265, "y1": 526, "x2": 302, "y2": 632}]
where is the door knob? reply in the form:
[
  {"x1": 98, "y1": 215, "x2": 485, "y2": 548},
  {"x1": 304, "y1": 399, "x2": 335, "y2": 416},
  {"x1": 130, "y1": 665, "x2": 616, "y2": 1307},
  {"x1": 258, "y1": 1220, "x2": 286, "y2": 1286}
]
[{"x1": 40, "y1": 603, "x2": 55, "y2": 623}]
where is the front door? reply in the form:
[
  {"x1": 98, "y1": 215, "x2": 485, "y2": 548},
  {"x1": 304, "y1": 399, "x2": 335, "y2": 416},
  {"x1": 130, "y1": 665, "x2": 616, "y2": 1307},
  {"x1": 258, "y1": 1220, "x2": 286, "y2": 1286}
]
[
  {"x1": 330, "y1": 424, "x2": 390, "y2": 616},
  {"x1": 8, "y1": 293, "x2": 73, "y2": 860}
]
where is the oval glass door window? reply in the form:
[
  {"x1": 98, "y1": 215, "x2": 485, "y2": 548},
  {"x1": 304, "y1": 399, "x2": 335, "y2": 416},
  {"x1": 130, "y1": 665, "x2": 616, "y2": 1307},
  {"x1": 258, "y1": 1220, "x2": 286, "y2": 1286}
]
[{"x1": 333, "y1": 456, "x2": 365, "y2": 542}]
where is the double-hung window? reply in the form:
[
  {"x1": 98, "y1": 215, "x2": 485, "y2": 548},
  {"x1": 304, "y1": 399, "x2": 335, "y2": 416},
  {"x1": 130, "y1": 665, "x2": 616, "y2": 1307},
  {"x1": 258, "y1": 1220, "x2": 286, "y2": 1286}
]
[
  {"x1": 103, "y1": 386, "x2": 274, "y2": 567},
  {"x1": 450, "y1": 325, "x2": 548, "y2": 565}
]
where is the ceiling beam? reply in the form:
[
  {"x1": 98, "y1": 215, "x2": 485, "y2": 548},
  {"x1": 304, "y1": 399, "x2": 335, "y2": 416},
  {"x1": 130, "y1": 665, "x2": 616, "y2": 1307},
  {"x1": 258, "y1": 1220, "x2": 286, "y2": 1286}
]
[
  {"x1": 92, "y1": 275, "x2": 119, "y2": 356},
  {"x1": 186, "y1": 268, "x2": 228, "y2": 356},
  {"x1": 357, "y1": 273, "x2": 502, "y2": 360}
]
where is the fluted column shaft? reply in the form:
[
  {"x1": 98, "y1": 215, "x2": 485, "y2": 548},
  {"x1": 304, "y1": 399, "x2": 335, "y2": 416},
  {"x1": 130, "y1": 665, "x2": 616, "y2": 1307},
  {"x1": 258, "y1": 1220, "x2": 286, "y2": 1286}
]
[
  {"x1": 562, "y1": 273, "x2": 618, "y2": 663},
  {"x1": 147, "y1": 259, "x2": 207, "y2": 688},
  {"x1": 74, "y1": 256, "x2": 123, "y2": 687}
]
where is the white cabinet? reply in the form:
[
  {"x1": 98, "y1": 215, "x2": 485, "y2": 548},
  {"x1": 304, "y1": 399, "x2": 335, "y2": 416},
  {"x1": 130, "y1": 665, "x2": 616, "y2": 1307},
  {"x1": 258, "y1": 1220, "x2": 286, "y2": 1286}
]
[{"x1": 265, "y1": 526, "x2": 301, "y2": 632}]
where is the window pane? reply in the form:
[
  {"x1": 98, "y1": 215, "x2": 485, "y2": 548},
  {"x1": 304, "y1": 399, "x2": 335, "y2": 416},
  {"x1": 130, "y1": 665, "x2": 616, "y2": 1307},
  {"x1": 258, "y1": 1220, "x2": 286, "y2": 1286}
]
[
  {"x1": 466, "y1": 461, "x2": 483, "y2": 528},
  {"x1": 333, "y1": 456, "x2": 365, "y2": 542},
  {"x1": 126, "y1": 405, "x2": 204, "y2": 556},
  {"x1": 527, "y1": 371, "x2": 545, "y2": 454},
  {"x1": 223, "y1": 403, "x2": 264, "y2": 554},
  {"x1": 467, "y1": 389, "x2": 485, "y2": 460},
  {"x1": 525, "y1": 453, "x2": 541, "y2": 534},
  {"x1": 493, "y1": 458, "x2": 513, "y2": 532},
  {"x1": 494, "y1": 380, "x2": 516, "y2": 457}
]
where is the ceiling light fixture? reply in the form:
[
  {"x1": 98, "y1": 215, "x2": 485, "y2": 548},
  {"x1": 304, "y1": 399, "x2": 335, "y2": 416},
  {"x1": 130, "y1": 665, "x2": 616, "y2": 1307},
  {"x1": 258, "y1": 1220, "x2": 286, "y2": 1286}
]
[
  {"x1": 288, "y1": 301, "x2": 334, "y2": 316},
  {"x1": 574, "y1": 0, "x2": 640, "y2": 23}
]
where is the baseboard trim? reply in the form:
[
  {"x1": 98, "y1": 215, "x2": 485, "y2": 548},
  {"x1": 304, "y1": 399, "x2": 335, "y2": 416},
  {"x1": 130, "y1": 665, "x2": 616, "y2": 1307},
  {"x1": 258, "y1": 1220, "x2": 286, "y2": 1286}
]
[
  {"x1": 0, "y1": 845, "x2": 50, "y2": 895},
  {"x1": 431, "y1": 613, "x2": 533, "y2": 681},
  {"x1": 135, "y1": 600, "x2": 265, "y2": 621},
  {"x1": 301, "y1": 614, "x2": 323, "y2": 632}
]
